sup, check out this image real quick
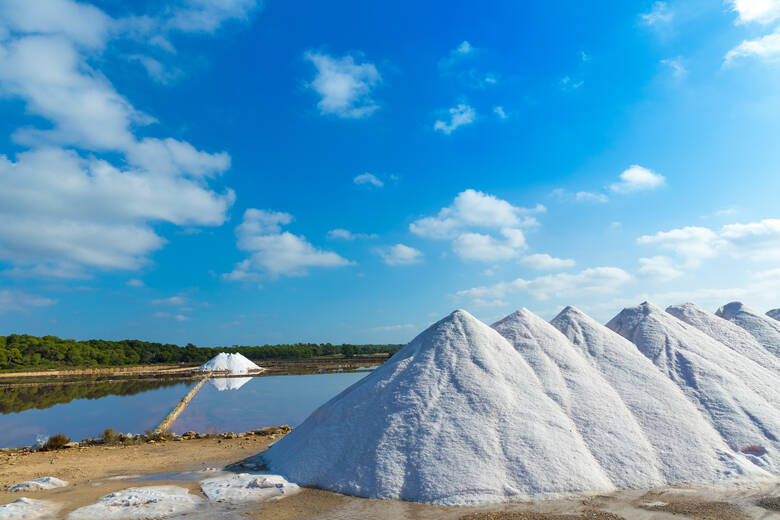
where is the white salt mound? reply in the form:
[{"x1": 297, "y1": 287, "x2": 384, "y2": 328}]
[
  {"x1": 66, "y1": 486, "x2": 203, "y2": 520},
  {"x1": 667, "y1": 302, "x2": 780, "y2": 375},
  {"x1": 208, "y1": 377, "x2": 252, "y2": 391},
  {"x1": 0, "y1": 498, "x2": 58, "y2": 519},
  {"x1": 199, "y1": 352, "x2": 263, "y2": 375},
  {"x1": 606, "y1": 302, "x2": 780, "y2": 473},
  {"x1": 716, "y1": 302, "x2": 780, "y2": 357},
  {"x1": 768, "y1": 309, "x2": 780, "y2": 321},
  {"x1": 551, "y1": 306, "x2": 762, "y2": 483},
  {"x1": 264, "y1": 310, "x2": 616, "y2": 505},
  {"x1": 9, "y1": 477, "x2": 68, "y2": 492},
  {"x1": 200, "y1": 473, "x2": 299, "y2": 503},
  {"x1": 492, "y1": 309, "x2": 665, "y2": 490}
]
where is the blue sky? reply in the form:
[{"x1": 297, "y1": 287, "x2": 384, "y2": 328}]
[{"x1": 1, "y1": 0, "x2": 780, "y2": 345}]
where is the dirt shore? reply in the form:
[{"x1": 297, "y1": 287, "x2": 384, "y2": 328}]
[{"x1": 1, "y1": 437, "x2": 778, "y2": 519}]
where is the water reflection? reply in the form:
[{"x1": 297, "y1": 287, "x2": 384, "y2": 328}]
[{"x1": 208, "y1": 377, "x2": 252, "y2": 391}]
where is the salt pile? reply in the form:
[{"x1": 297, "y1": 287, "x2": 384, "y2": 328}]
[
  {"x1": 264, "y1": 310, "x2": 616, "y2": 505},
  {"x1": 9, "y1": 477, "x2": 68, "y2": 492},
  {"x1": 492, "y1": 309, "x2": 664, "y2": 489},
  {"x1": 606, "y1": 302, "x2": 780, "y2": 472},
  {"x1": 0, "y1": 498, "x2": 58, "y2": 519},
  {"x1": 199, "y1": 352, "x2": 263, "y2": 374},
  {"x1": 208, "y1": 376, "x2": 252, "y2": 391},
  {"x1": 667, "y1": 302, "x2": 780, "y2": 375},
  {"x1": 200, "y1": 473, "x2": 300, "y2": 503},
  {"x1": 716, "y1": 302, "x2": 780, "y2": 357},
  {"x1": 66, "y1": 486, "x2": 203, "y2": 520},
  {"x1": 550, "y1": 306, "x2": 761, "y2": 483},
  {"x1": 768, "y1": 308, "x2": 780, "y2": 321}
]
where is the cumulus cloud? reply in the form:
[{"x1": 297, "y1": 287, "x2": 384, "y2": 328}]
[
  {"x1": 0, "y1": 2, "x2": 236, "y2": 277},
  {"x1": 327, "y1": 229, "x2": 377, "y2": 240},
  {"x1": 305, "y1": 51, "x2": 381, "y2": 119},
  {"x1": 729, "y1": 0, "x2": 780, "y2": 24},
  {"x1": 609, "y1": 165, "x2": 666, "y2": 193},
  {"x1": 225, "y1": 209, "x2": 353, "y2": 279},
  {"x1": 638, "y1": 219, "x2": 780, "y2": 268},
  {"x1": 410, "y1": 190, "x2": 543, "y2": 263},
  {"x1": 458, "y1": 267, "x2": 632, "y2": 303},
  {"x1": 434, "y1": 104, "x2": 476, "y2": 134},
  {"x1": 520, "y1": 254, "x2": 576, "y2": 270},
  {"x1": 638, "y1": 256, "x2": 683, "y2": 281},
  {"x1": 375, "y1": 244, "x2": 423, "y2": 266},
  {"x1": 353, "y1": 173, "x2": 384, "y2": 188},
  {"x1": 725, "y1": 26, "x2": 780, "y2": 63},
  {"x1": 0, "y1": 289, "x2": 56, "y2": 313},
  {"x1": 640, "y1": 2, "x2": 673, "y2": 25}
]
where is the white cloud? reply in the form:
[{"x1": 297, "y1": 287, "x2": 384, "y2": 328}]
[
  {"x1": 661, "y1": 56, "x2": 687, "y2": 78},
  {"x1": 560, "y1": 76, "x2": 584, "y2": 90},
  {"x1": 327, "y1": 229, "x2": 377, "y2": 240},
  {"x1": 353, "y1": 173, "x2": 384, "y2": 188},
  {"x1": 638, "y1": 256, "x2": 683, "y2": 281},
  {"x1": 370, "y1": 323, "x2": 416, "y2": 332},
  {"x1": 493, "y1": 106, "x2": 508, "y2": 119},
  {"x1": 128, "y1": 55, "x2": 183, "y2": 84},
  {"x1": 165, "y1": 0, "x2": 260, "y2": 33},
  {"x1": 520, "y1": 253, "x2": 576, "y2": 270},
  {"x1": 0, "y1": 4, "x2": 236, "y2": 277},
  {"x1": 434, "y1": 104, "x2": 476, "y2": 134},
  {"x1": 174, "y1": 314, "x2": 191, "y2": 322},
  {"x1": 410, "y1": 189, "x2": 544, "y2": 240},
  {"x1": 151, "y1": 296, "x2": 188, "y2": 306},
  {"x1": 126, "y1": 278, "x2": 145, "y2": 287},
  {"x1": 638, "y1": 219, "x2": 780, "y2": 268},
  {"x1": 609, "y1": 165, "x2": 666, "y2": 193},
  {"x1": 375, "y1": 244, "x2": 423, "y2": 266},
  {"x1": 575, "y1": 191, "x2": 609, "y2": 203},
  {"x1": 451, "y1": 228, "x2": 526, "y2": 262},
  {"x1": 439, "y1": 40, "x2": 476, "y2": 70},
  {"x1": 640, "y1": 2, "x2": 673, "y2": 25},
  {"x1": 458, "y1": 266, "x2": 632, "y2": 302},
  {"x1": 305, "y1": 51, "x2": 381, "y2": 119},
  {"x1": 729, "y1": 0, "x2": 780, "y2": 24},
  {"x1": 725, "y1": 26, "x2": 780, "y2": 64},
  {"x1": 225, "y1": 209, "x2": 353, "y2": 279},
  {"x1": 0, "y1": 289, "x2": 56, "y2": 313}
]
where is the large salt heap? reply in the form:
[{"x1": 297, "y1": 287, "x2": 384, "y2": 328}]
[
  {"x1": 716, "y1": 302, "x2": 780, "y2": 357},
  {"x1": 263, "y1": 310, "x2": 616, "y2": 505},
  {"x1": 667, "y1": 302, "x2": 780, "y2": 375},
  {"x1": 492, "y1": 309, "x2": 665, "y2": 489},
  {"x1": 199, "y1": 352, "x2": 263, "y2": 374},
  {"x1": 607, "y1": 302, "x2": 780, "y2": 472},
  {"x1": 550, "y1": 306, "x2": 761, "y2": 483},
  {"x1": 768, "y1": 309, "x2": 780, "y2": 321}
]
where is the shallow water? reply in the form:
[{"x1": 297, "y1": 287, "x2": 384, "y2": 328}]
[{"x1": 0, "y1": 372, "x2": 368, "y2": 448}]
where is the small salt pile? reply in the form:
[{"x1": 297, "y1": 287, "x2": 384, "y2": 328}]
[
  {"x1": 0, "y1": 498, "x2": 58, "y2": 520},
  {"x1": 716, "y1": 302, "x2": 780, "y2": 357},
  {"x1": 9, "y1": 477, "x2": 67, "y2": 492},
  {"x1": 264, "y1": 310, "x2": 615, "y2": 505},
  {"x1": 607, "y1": 302, "x2": 780, "y2": 472},
  {"x1": 199, "y1": 352, "x2": 263, "y2": 374},
  {"x1": 66, "y1": 486, "x2": 203, "y2": 520},
  {"x1": 667, "y1": 302, "x2": 780, "y2": 375}
]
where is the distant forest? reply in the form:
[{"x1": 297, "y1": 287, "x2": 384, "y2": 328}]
[{"x1": 0, "y1": 334, "x2": 404, "y2": 371}]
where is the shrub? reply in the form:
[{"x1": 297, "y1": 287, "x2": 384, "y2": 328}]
[
  {"x1": 40, "y1": 433, "x2": 70, "y2": 451},
  {"x1": 102, "y1": 428, "x2": 118, "y2": 444}
]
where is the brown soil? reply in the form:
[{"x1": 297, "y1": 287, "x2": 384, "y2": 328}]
[
  {"x1": 459, "y1": 511, "x2": 624, "y2": 520},
  {"x1": 757, "y1": 496, "x2": 780, "y2": 511},
  {"x1": 640, "y1": 501, "x2": 749, "y2": 520}
]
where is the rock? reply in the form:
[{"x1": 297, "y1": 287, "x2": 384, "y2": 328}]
[{"x1": 64, "y1": 442, "x2": 79, "y2": 449}]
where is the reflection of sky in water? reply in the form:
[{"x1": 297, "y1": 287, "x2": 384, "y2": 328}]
[
  {"x1": 0, "y1": 381, "x2": 194, "y2": 448},
  {"x1": 172, "y1": 372, "x2": 368, "y2": 434}
]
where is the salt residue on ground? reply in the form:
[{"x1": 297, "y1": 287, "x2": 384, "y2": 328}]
[
  {"x1": 199, "y1": 353, "x2": 263, "y2": 374},
  {"x1": 716, "y1": 302, "x2": 780, "y2": 357},
  {"x1": 66, "y1": 486, "x2": 203, "y2": 520},
  {"x1": 200, "y1": 473, "x2": 300, "y2": 502},
  {"x1": 264, "y1": 310, "x2": 617, "y2": 505},
  {"x1": 492, "y1": 309, "x2": 665, "y2": 490},
  {"x1": 0, "y1": 498, "x2": 58, "y2": 519},
  {"x1": 551, "y1": 305, "x2": 762, "y2": 483},
  {"x1": 607, "y1": 302, "x2": 780, "y2": 473},
  {"x1": 8, "y1": 477, "x2": 67, "y2": 492},
  {"x1": 667, "y1": 302, "x2": 780, "y2": 375}
]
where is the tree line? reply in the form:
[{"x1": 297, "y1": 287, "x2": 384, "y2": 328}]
[{"x1": 0, "y1": 334, "x2": 404, "y2": 371}]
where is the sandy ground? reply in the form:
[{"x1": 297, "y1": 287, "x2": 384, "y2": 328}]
[{"x1": 1, "y1": 437, "x2": 779, "y2": 519}]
